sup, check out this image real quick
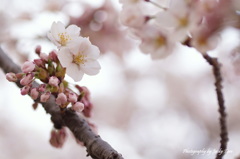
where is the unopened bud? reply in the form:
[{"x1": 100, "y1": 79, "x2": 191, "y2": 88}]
[
  {"x1": 40, "y1": 92, "x2": 51, "y2": 102},
  {"x1": 40, "y1": 52, "x2": 49, "y2": 61},
  {"x1": 30, "y1": 88, "x2": 39, "y2": 100},
  {"x1": 35, "y1": 45, "x2": 41, "y2": 55},
  {"x1": 6, "y1": 72, "x2": 17, "y2": 82},
  {"x1": 49, "y1": 128, "x2": 67, "y2": 148},
  {"x1": 34, "y1": 59, "x2": 45, "y2": 68},
  {"x1": 72, "y1": 102, "x2": 84, "y2": 113},
  {"x1": 68, "y1": 93, "x2": 78, "y2": 103},
  {"x1": 49, "y1": 50, "x2": 58, "y2": 62},
  {"x1": 38, "y1": 84, "x2": 46, "y2": 92},
  {"x1": 56, "y1": 93, "x2": 67, "y2": 105},
  {"x1": 21, "y1": 85, "x2": 31, "y2": 95},
  {"x1": 20, "y1": 73, "x2": 33, "y2": 86},
  {"x1": 49, "y1": 76, "x2": 60, "y2": 87},
  {"x1": 21, "y1": 61, "x2": 35, "y2": 73}
]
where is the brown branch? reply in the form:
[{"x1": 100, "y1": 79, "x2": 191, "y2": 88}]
[
  {"x1": 0, "y1": 47, "x2": 123, "y2": 159},
  {"x1": 202, "y1": 53, "x2": 228, "y2": 159}
]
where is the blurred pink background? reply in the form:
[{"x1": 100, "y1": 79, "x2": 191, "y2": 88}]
[{"x1": 0, "y1": 0, "x2": 239, "y2": 159}]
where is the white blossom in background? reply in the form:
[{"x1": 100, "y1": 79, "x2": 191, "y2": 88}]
[
  {"x1": 47, "y1": 21, "x2": 81, "y2": 48},
  {"x1": 58, "y1": 37, "x2": 101, "y2": 82},
  {"x1": 155, "y1": 0, "x2": 200, "y2": 42},
  {"x1": 137, "y1": 25, "x2": 176, "y2": 59},
  {"x1": 119, "y1": 6, "x2": 146, "y2": 29}
]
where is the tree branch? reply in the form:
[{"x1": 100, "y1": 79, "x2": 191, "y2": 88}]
[
  {"x1": 0, "y1": 47, "x2": 123, "y2": 159},
  {"x1": 202, "y1": 53, "x2": 228, "y2": 159}
]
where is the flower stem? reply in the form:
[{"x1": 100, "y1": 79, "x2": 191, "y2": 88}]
[
  {"x1": 202, "y1": 53, "x2": 228, "y2": 159},
  {"x1": 145, "y1": 0, "x2": 167, "y2": 10}
]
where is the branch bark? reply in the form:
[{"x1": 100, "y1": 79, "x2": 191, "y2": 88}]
[
  {"x1": 203, "y1": 54, "x2": 228, "y2": 159},
  {"x1": 0, "y1": 47, "x2": 123, "y2": 159}
]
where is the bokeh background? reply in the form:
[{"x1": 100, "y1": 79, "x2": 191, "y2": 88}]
[{"x1": 0, "y1": 0, "x2": 239, "y2": 159}]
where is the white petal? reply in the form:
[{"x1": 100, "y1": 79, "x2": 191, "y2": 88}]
[
  {"x1": 68, "y1": 37, "x2": 85, "y2": 54},
  {"x1": 56, "y1": 21, "x2": 65, "y2": 33},
  {"x1": 47, "y1": 32, "x2": 60, "y2": 47},
  {"x1": 169, "y1": 0, "x2": 187, "y2": 15},
  {"x1": 58, "y1": 48, "x2": 73, "y2": 68},
  {"x1": 156, "y1": 11, "x2": 178, "y2": 28},
  {"x1": 66, "y1": 25, "x2": 81, "y2": 37},
  {"x1": 51, "y1": 22, "x2": 62, "y2": 41},
  {"x1": 151, "y1": 47, "x2": 170, "y2": 59},
  {"x1": 87, "y1": 44, "x2": 100, "y2": 59},
  {"x1": 81, "y1": 60, "x2": 101, "y2": 75},
  {"x1": 139, "y1": 40, "x2": 155, "y2": 54},
  {"x1": 66, "y1": 64, "x2": 84, "y2": 82}
]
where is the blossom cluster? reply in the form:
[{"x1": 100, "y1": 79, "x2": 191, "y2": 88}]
[
  {"x1": 6, "y1": 45, "x2": 94, "y2": 117},
  {"x1": 48, "y1": 21, "x2": 101, "y2": 82},
  {"x1": 5, "y1": 22, "x2": 99, "y2": 118},
  {"x1": 119, "y1": 0, "x2": 239, "y2": 58}
]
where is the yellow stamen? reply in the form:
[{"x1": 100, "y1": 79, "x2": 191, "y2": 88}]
[
  {"x1": 73, "y1": 54, "x2": 86, "y2": 65},
  {"x1": 179, "y1": 17, "x2": 188, "y2": 27},
  {"x1": 155, "y1": 36, "x2": 166, "y2": 48},
  {"x1": 58, "y1": 32, "x2": 71, "y2": 46}
]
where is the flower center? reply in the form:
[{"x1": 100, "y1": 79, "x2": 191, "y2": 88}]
[
  {"x1": 178, "y1": 17, "x2": 188, "y2": 27},
  {"x1": 58, "y1": 32, "x2": 71, "y2": 46},
  {"x1": 154, "y1": 36, "x2": 166, "y2": 48},
  {"x1": 73, "y1": 54, "x2": 86, "y2": 65}
]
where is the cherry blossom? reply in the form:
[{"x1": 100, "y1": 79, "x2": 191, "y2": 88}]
[
  {"x1": 20, "y1": 73, "x2": 34, "y2": 86},
  {"x1": 56, "y1": 93, "x2": 67, "y2": 105},
  {"x1": 119, "y1": 5, "x2": 146, "y2": 29},
  {"x1": 6, "y1": 72, "x2": 17, "y2": 82},
  {"x1": 47, "y1": 21, "x2": 81, "y2": 48},
  {"x1": 137, "y1": 25, "x2": 176, "y2": 59},
  {"x1": 155, "y1": 0, "x2": 200, "y2": 42},
  {"x1": 21, "y1": 61, "x2": 35, "y2": 73},
  {"x1": 48, "y1": 76, "x2": 60, "y2": 87},
  {"x1": 72, "y1": 102, "x2": 84, "y2": 113},
  {"x1": 58, "y1": 37, "x2": 101, "y2": 82},
  {"x1": 30, "y1": 88, "x2": 39, "y2": 100}
]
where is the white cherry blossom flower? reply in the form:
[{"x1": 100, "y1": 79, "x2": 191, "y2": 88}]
[
  {"x1": 119, "y1": 5, "x2": 146, "y2": 29},
  {"x1": 47, "y1": 21, "x2": 81, "y2": 48},
  {"x1": 58, "y1": 37, "x2": 101, "y2": 82},
  {"x1": 156, "y1": 0, "x2": 200, "y2": 42},
  {"x1": 136, "y1": 25, "x2": 176, "y2": 59}
]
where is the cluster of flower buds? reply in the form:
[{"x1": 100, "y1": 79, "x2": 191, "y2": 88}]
[
  {"x1": 6, "y1": 45, "x2": 96, "y2": 116},
  {"x1": 6, "y1": 22, "x2": 100, "y2": 116}
]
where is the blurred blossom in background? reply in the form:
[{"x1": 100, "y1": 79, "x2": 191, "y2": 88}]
[{"x1": 0, "y1": 0, "x2": 240, "y2": 159}]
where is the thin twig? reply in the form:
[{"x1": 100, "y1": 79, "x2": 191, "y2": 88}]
[
  {"x1": 0, "y1": 47, "x2": 123, "y2": 159},
  {"x1": 202, "y1": 53, "x2": 228, "y2": 159}
]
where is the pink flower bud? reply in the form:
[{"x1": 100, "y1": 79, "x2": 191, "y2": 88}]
[
  {"x1": 35, "y1": 45, "x2": 41, "y2": 55},
  {"x1": 56, "y1": 93, "x2": 67, "y2": 105},
  {"x1": 68, "y1": 93, "x2": 78, "y2": 103},
  {"x1": 21, "y1": 61, "x2": 35, "y2": 73},
  {"x1": 16, "y1": 73, "x2": 24, "y2": 79},
  {"x1": 72, "y1": 102, "x2": 84, "y2": 113},
  {"x1": 20, "y1": 73, "x2": 33, "y2": 86},
  {"x1": 40, "y1": 92, "x2": 51, "y2": 102},
  {"x1": 49, "y1": 76, "x2": 60, "y2": 87},
  {"x1": 49, "y1": 128, "x2": 67, "y2": 148},
  {"x1": 30, "y1": 88, "x2": 39, "y2": 100},
  {"x1": 6, "y1": 72, "x2": 17, "y2": 82},
  {"x1": 21, "y1": 85, "x2": 31, "y2": 95},
  {"x1": 40, "y1": 52, "x2": 49, "y2": 61},
  {"x1": 49, "y1": 50, "x2": 58, "y2": 62},
  {"x1": 34, "y1": 59, "x2": 45, "y2": 68},
  {"x1": 38, "y1": 84, "x2": 46, "y2": 92}
]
